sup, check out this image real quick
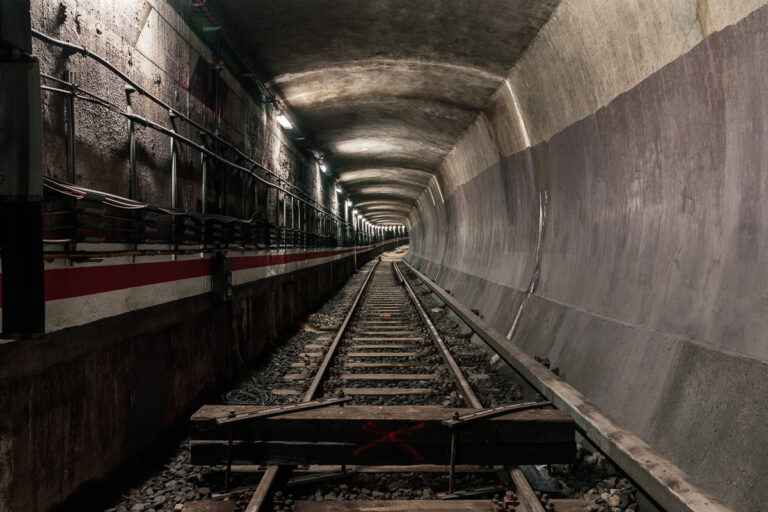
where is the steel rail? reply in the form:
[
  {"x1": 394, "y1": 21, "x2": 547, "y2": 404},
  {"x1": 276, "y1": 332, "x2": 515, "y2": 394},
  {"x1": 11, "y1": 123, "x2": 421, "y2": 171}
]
[
  {"x1": 401, "y1": 260, "x2": 732, "y2": 512},
  {"x1": 303, "y1": 259, "x2": 380, "y2": 401},
  {"x1": 395, "y1": 260, "x2": 546, "y2": 505},
  {"x1": 246, "y1": 260, "x2": 380, "y2": 511},
  {"x1": 393, "y1": 261, "x2": 481, "y2": 409},
  {"x1": 32, "y1": 30, "x2": 344, "y2": 223}
]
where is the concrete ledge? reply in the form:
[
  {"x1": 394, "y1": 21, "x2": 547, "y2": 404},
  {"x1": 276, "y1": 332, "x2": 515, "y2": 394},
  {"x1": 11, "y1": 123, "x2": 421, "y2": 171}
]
[
  {"x1": 403, "y1": 260, "x2": 733, "y2": 512},
  {"x1": 0, "y1": 245, "x2": 392, "y2": 512}
]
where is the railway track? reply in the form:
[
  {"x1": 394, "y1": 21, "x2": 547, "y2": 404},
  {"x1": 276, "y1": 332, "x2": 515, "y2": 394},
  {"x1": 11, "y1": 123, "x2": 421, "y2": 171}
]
[
  {"x1": 244, "y1": 258, "x2": 484, "y2": 407},
  {"x1": 308, "y1": 259, "x2": 480, "y2": 406},
  {"x1": 107, "y1": 249, "x2": 727, "y2": 512},
  {"x1": 191, "y1": 255, "x2": 583, "y2": 512}
]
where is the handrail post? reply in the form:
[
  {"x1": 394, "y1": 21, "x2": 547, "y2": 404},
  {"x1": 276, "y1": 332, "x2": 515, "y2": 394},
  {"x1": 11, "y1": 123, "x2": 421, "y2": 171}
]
[
  {"x1": 200, "y1": 132, "x2": 209, "y2": 250},
  {"x1": 125, "y1": 85, "x2": 137, "y2": 257},
  {"x1": 169, "y1": 110, "x2": 179, "y2": 253},
  {"x1": 64, "y1": 70, "x2": 76, "y2": 184},
  {"x1": 64, "y1": 70, "x2": 77, "y2": 255}
]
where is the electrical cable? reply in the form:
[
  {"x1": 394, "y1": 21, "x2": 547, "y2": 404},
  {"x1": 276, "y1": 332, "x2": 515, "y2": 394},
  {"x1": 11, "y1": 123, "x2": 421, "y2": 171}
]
[{"x1": 34, "y1": 32, "x2": 339, "y2": 222}]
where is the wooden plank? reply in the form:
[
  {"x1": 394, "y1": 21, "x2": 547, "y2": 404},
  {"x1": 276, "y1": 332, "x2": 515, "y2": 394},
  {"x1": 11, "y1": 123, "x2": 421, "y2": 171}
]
[
  {"x1": 343, "y1": 361, "x2": 429, "y2": 368},
  {"x1": 298, "y1": 352, "x2": 323, "y2": 358},
  {"x1": 347, "y1": 352, "x2": 418, "y2": 358},
  {"x1": 355, "y1": 331, "x2": 416, "y2": 336},
  {"x1": 190, "y1": 439, "x2": 575, "y2": 466},
  {"x1": 340, "y1": 373, "x2": 437, "y2": 381},
  {"x1": 350, "y1": 344, "x2": 421, "y2": 349},
  {"x1": 353, "y1": 326, "x2": 411, "y2": 330},
  {"x1": 358, "y1": 316, "x2": 412, "y2": 320},
  {"x1": 192, "y1": 406, "x2": 574, "y2": 443},
  {"x1": 351, "y1": 337, "x2": 422, "y2": 342},
  {"x1": 193, "y1": 405, "x2": 572, "y2": 429},
  {"x1": 284, "y1": 373, "x2": 310, "y2": 380},
  {"x1": 359, "y1": 313, "x2": 410, "y2": 316},
  {"x1": 341, "y1": 387, "x2": 432, "y2": 395},
  {"x1": 355, "y1": 321, "x2": 410, "y2": 324},
  {"x1": 191, "y1": 406, "x2": 575, "y2": 467},
  {"x1": 294, "y1": 501, "x2": 495, "y2": 511}
]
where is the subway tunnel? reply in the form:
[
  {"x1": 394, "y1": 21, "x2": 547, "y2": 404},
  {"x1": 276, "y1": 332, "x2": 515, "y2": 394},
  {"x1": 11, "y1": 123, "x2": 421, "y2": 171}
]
[{"x1": 1, "y1": 1, "x2": 767, "y2": 511}]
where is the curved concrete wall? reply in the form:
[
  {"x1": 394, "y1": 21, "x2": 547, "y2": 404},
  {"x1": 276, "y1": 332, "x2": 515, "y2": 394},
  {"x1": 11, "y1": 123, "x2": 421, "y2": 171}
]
[{"x1": 408, "y1": 2, "x2": 768, "y2": 510}]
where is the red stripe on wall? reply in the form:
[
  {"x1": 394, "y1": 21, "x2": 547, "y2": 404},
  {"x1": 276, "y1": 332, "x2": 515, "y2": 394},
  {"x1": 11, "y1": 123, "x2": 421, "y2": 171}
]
[
  {"x1": 229, "y1": 247, "x2": 359, "y2": 271},
  {"x1": 0, "y1": 241, "x2": 395, "y2": 307},
  {"x1": 44, "y1": 259, "x2": 212, "y2": 301}
]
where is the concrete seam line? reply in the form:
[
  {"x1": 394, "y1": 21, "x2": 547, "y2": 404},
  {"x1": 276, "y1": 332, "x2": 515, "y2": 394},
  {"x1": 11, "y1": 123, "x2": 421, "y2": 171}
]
[
  {"x1": 506, "y1": 189, "x2": 546, "y2": 341},
  {"x1": 402, "y1": 260, "x2": 733, "y2": 512}
]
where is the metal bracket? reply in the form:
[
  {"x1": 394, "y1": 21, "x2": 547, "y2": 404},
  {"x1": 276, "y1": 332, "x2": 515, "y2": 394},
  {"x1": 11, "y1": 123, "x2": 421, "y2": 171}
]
[
  {"x1": 442, "y1": 400, "x2": 551, "y2": 429},
  {"x1": 215, "y1": 396, "x2": 352, "y2": 427}
]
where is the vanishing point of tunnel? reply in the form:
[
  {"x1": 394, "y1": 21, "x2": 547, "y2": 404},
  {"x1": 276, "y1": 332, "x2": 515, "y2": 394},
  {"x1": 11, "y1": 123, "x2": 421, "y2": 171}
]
[{"x1": 1, "y1": 1, "x2": 767, "y2": 511}]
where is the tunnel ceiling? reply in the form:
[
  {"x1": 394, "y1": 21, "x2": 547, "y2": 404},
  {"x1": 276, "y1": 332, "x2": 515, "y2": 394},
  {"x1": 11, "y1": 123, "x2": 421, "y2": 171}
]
[{"x1": 209, "y1": 0, "x2": 560, "y2": 223}]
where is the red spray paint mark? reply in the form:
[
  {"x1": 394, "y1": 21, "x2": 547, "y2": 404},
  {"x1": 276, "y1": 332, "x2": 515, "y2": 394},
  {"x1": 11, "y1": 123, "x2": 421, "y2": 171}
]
[{"x1": 353, "y1": 421, "x2": 426, "y2": 463}]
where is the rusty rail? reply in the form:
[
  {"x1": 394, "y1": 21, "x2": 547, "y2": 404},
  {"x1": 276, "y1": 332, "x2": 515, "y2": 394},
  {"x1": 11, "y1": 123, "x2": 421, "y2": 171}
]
[
  {"x1": 246, "y1": 260, "x2": 379, "y2": 511},
  {"x1": 394, "y1": 261, "x2": 480, "y2": 409}
]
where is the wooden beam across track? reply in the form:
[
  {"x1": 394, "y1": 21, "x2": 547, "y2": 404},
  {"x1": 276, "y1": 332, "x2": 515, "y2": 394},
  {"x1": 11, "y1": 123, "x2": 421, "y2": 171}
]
[
  {"x1": 293, "y1": 501, "x2": 496, "y2": 511},
  {"x1": 190, "y1": 405, "x2": 574, "y2": 467}
]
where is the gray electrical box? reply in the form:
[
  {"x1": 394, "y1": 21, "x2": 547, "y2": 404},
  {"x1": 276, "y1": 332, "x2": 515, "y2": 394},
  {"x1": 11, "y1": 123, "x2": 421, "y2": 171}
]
[{"x1": 0, "y1": 0, "x2": 31, "y2": 54}]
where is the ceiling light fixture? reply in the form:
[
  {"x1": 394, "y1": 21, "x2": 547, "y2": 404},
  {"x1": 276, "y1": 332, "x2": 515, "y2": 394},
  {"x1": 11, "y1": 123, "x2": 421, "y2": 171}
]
[
  {"x1": 276, "y1": 113, "x2": 292, "y2": 129},
  {"x1": 336, "y1": 186, "x2": 342, "y2": 193},
  {"x1": 320, "y1": 163, "x2": 328, "y2": 173}
]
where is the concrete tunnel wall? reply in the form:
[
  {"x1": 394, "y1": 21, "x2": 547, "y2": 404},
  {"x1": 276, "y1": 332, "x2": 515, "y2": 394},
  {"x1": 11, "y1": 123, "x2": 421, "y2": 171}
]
[
  {"x1": 407, "y1": 2, "x2": 768, "y2": 510},
  {"x1": 0, "y1": 2, "x2": 399, "y2": 510}
]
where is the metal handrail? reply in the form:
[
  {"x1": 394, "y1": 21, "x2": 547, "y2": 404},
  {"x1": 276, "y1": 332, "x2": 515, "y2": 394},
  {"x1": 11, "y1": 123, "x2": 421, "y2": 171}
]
[{"x1": 32, "y1": 29, "x2": 350, "y2": 228}]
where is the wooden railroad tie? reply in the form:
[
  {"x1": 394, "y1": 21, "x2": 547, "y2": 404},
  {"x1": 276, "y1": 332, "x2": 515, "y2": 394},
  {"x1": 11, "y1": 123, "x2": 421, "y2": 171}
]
[{"x1": 190, "y1": 405, "x2": 575, "y2": 467}]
